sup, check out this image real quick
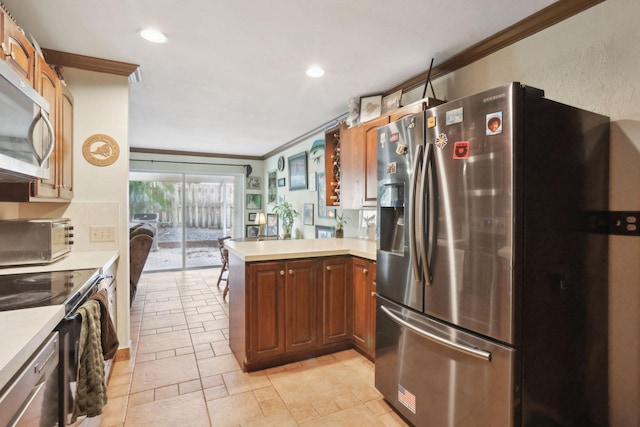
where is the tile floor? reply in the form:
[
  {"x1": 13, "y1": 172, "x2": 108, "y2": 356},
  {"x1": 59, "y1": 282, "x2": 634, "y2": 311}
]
[{"x1": 99, "y1": 268, "x2": 408, "y2": 426}]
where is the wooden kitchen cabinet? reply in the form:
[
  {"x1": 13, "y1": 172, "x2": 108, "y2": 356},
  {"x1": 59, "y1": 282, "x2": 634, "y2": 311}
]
[
  {"x1": 247, "y1": 259, "x2": 319, "y2": 364},
  {"x1": 31, "y1": 55, "x2": 59, "y2": 198},
  {"x1": 58, "y1": 83, "x2": 74, "y2": 199},
  {"x1": 2, "y1": 16, "x2": 35, "y2": 86},
  {"x1": 340, "y1": 100, "x2": 437, "y2": 209},
  {"x1": 0, "y1": 55, "x2": 74, "y2": 201},
  {"x1": 321, "y1": 256, "x2": 351, "y2": 345},
  {"x1": 352, "y1": 257, "x2": 376, "y2": 358},
  {"x1": 284, "y1": 259, "x2": 319, "y2": 352},
  {"x1": 361, "y1": 116, "x2": 389, "y2": 207}
]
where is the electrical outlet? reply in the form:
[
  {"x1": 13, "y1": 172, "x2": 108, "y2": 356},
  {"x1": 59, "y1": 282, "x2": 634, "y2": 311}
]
[{"x1": 90, "y1": 226, "x2": 116, "y2": 242}]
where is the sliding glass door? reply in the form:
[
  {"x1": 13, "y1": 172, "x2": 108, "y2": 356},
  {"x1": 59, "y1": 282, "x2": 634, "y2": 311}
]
[{"x1": 129, "y1": 172, "x2": 240, "y2": 271}]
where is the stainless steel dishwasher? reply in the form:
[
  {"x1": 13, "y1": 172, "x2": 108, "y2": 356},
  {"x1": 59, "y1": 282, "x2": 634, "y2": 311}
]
[{"x1": 0, "y1": 332, "x2": 59, "y2": 426}]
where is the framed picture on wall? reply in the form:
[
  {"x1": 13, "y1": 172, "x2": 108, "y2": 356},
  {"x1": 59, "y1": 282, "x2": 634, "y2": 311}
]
[
  {"x1": 247, "y1": 176, "x2": 261, "y2": 190},
  {"x1": 268, "y1": 171, "x2": 277, "y2": 203},
  {"x1": 248, "y1": 212, "x2": 257, "y2": 222},
  {"x1": 277, "y1": 178, "x2": 286, "y2": 187},
  {"x1": 303, "y1": 203, "x2": 314, "y2": 225},
  {"x1": 288, "y1": 152, "x2": 307, "y2": 191},
  {"x1": 246, "y1": 194, "x2": 262, "y2": 209},
  {"x1": 266, "y1": 213, "x2": 278, "y2": 236}
]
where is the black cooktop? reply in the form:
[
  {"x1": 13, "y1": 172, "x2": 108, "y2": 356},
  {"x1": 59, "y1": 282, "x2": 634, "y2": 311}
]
[{"x1": 0, "y1": 269, "x2": 100, "y2": 312}]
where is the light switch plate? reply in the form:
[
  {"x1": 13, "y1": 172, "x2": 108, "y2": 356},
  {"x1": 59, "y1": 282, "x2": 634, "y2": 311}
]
[{"x1": 90, "y1": 226, "x2": 116, "y2": 242}]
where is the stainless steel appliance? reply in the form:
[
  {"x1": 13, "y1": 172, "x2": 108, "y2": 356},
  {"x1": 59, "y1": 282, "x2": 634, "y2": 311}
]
[
  {"x1": 0, "y1": 58, "x2": 55, "y2": 182},
  {"x1": 0, "y1": 332, "x2": 59, "y2": 427},
  {"x1": 0, "y1": 268, "x2": 103, "y2": 426},
  {"x1": 375, "y1": 83, "x2": 609, "y2": 426},
  {"x1": 0, "y1": 219, "x2": 74, "y2": 266}
]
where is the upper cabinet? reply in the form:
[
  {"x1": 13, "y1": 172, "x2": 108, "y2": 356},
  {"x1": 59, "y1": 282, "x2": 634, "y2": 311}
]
[
  {"x1": 340, "y1": 99, "x2": 438, "y2": 209},
  {"x1": 32, "y1": 55, "x2": 59, "y2": 198},
  {"x1": 0, "y1": 14, "x2": 74, "y2": 202},
  {"x1": 58, "y1": 84, "x2": 74, "y2": 200},
  {"x1": 1, "y1": 13, "x2": 34, "y2": 86}
]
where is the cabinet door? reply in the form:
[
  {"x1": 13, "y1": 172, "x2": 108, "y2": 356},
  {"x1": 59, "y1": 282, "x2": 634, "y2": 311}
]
[
  {"x1": 249, "y1": 262, "x2": 285, "y2": 361},
  {"x1": 3, "y1": 20, "x2": 35, "y2": 85},
  {"x1": 58, "y1": 85, "x2": 74, "y2": 200},
  {"x1": 388, "y1": 100, "x2": 425, "y2": 123},
  {"x1": 322, "y1": 257, "x2": 351, "y2": 344},
  {"x1": 362, "y1": 116, "x2": 389, "y2": 206},
  {"x1": 352, "y1": 257, "x2": 371, "y2": 351},
  {"x1": 339, "y1": 125, "x2": 364, "y2": 210},
  {"x1": 32, "y1": 56, "x2": 59, "y2": 198},
  {"x1": 285, "y1": 259, "x2": 319, "y2": 352}
]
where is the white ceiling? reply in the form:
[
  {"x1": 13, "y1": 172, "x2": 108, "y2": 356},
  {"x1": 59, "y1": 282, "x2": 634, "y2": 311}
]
[{"x1": 3, "y1": 0, "x2": 558, "y2": 158}]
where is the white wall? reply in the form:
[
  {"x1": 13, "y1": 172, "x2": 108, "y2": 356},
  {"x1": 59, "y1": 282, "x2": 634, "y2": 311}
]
[{"x1": 262, "y1": 131, "x2": 363, "y2": 239}]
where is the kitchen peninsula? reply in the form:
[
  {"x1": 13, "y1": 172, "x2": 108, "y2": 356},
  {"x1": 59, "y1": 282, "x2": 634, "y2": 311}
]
[{"x1": 225, "y1": 238, "x2": 377, "y2": 372}]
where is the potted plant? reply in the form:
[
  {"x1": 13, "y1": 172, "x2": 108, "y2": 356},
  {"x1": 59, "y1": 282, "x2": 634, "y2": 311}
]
[
  {"x1": 334, "y1": 211, "x2": 349, "y2": 238},
  {"x1": 271, "y1": 201, "x2": 300, "y2": 239}
]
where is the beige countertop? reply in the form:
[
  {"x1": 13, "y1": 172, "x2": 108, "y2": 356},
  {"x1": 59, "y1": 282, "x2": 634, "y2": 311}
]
[
  {"x1": 225, "y1": 237, "x2": 376, "y2": 262},
  {"x1": 0, "y1": 250, "x2": 119, "y2": 391},
  {"x1": 0, "y1": 305, "x2": 65, "y2": 391}
]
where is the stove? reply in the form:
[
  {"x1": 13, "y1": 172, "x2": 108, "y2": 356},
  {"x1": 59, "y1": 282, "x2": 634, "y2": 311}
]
[{"x1": 0, "y1": 269, "x2": 101, "y2": 313}]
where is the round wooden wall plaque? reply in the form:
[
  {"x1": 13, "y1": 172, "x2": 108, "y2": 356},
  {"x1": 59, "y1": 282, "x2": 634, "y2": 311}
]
[{"x1": 82, "y1": 134, "x2": 120, "y2": 166}]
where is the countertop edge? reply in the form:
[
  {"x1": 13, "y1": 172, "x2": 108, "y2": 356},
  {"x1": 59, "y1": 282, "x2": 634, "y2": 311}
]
[
  {"x1": 0, "y1": 305, "x2": 65, "y2": 391},
  {"x1": 226, "y1": 239, "x2": 376, "y2": 262}
]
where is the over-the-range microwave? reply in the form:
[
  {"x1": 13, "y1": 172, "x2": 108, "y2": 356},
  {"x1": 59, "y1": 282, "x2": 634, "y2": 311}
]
[{"x1": 0, "y1": 58, "x2": 55, "y2": 182}]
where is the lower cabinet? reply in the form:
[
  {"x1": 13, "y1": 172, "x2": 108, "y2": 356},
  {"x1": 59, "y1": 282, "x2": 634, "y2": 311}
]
[
  {"x1": 322, "y1": 256, "x2": 351, "y2": 344},
  {"x1": 352, "y1": 257, "x2": 377, "y2": 358},
  {"x1": 247, "y1": 259, "x2": 319, "y2": 364},
  {"x1": 240, "y1": 255, "x2": 375, "y2": 371}
]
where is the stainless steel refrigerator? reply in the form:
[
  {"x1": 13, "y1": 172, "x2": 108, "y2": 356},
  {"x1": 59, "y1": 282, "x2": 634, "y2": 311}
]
[{"x1": 375, "y1": 83, "x2": 609, "y2": 427}]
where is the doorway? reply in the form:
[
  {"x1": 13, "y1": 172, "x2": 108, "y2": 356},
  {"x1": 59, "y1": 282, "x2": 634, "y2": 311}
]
[{"x1": 129, "y1": 171, "x2": 241, "y2": 271}]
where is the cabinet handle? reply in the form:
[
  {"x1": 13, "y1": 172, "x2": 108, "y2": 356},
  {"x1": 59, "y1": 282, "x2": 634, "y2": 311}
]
[
  {"x1": 288, "y1": 269, "x2": 293, "y2": 275},
  {"x1": 363, "y1": 268, "x2": 368, "y2": 274},
  {"x1": 279, "y1": 270, "x2": 285, "y2": 275},
  {"x1": 326, "y1": 266, "x2": 331, "y2": 271}
]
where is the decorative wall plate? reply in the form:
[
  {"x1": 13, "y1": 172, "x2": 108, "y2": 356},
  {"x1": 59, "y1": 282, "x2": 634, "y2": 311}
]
[{"x1": 82, "y1": 134, "x2": 120, "y2": 166}]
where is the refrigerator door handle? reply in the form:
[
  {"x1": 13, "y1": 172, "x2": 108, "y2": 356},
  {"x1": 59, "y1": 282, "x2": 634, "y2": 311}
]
[
  {"x1": 409, "y1": 144, "x2": 423, "y2": 281},
  {"x1": 418, "y1": 145, "x2": 433, "y2": 285},
  {"x1": 380, "y1": 305, "x2": 492, "y2": 361},
  {"x1": 426, "y1": 147, "x2": 438, "y2": 283}
]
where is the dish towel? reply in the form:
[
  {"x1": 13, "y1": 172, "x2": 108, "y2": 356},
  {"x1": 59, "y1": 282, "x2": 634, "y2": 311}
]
[
  {"x1": 71, "y1": 299, "x2": 107, "y2": 422},
  {"x1": 90, "y1": 289, "x2": 119, "y2": 360}
]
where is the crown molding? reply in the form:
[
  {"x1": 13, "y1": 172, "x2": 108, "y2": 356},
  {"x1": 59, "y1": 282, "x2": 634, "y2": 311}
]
[
  {"x1": 384, "y1": 0, "x2": 605, "y2": 95},
  {"x1": 42, "y1": 48, "x2": 142, "y2": 83}
]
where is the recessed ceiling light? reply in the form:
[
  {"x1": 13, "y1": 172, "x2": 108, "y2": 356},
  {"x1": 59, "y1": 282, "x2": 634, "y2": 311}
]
[
  {"x1": 139, "y1": 28, "x2": 168, "y2": 43},
  {"x1": 306, "y1": 66, "x2": 325, "y2": 78}
]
